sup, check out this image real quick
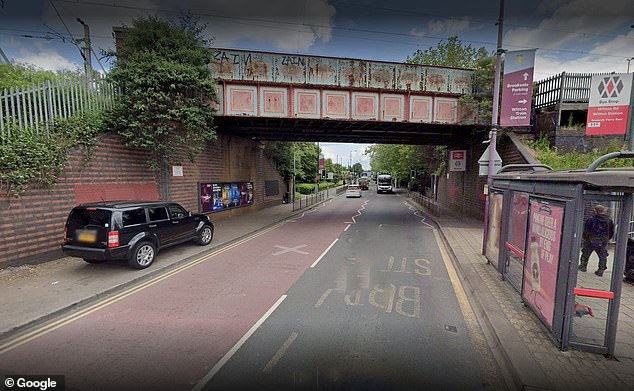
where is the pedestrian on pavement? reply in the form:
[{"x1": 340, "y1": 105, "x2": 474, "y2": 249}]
[
  {"x1": 579, "y1": 204, "x2": 614, "y2": 276},
  {"x1": 623, "y1": 238, "x2": 634, "y2": 284}
]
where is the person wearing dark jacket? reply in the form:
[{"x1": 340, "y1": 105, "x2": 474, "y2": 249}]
[
  {"x1": 624, "y1": 238, "x2": 634, "y2": 284},
  {"x1": 579, "y1": 204, "x2": 615, "y2": 276}
]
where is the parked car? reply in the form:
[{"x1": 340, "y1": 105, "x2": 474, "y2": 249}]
[
  {"x1": 62, "y1": 201, "x2": 214, "y2": 269},
  {"x1": 346, "y1": 184, "x2": 362, "y2": 198}
]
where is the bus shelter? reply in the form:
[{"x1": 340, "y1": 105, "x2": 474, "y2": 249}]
[{"x1": 484, "y1": 152, "x2": 634, "y2": 356}]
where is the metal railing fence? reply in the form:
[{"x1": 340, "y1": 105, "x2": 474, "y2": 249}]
[{"x1": 1, "y1": 76, "x2": 116, "y2": 138}]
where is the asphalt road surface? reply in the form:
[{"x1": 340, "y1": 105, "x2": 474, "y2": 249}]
[{"x1": 0, "y1": 187, "x2": 507, "y2": 391}]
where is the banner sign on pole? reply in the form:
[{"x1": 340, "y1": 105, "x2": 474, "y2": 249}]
[
  {"x1": 586, "y1": 73, "x2": 633, "y2": 135},
  {"x1": 500, "y1": 49, "x2": 536, "y2": 127}
]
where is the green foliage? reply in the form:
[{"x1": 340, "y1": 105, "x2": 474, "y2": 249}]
[
  {"x1": 295, "y1": 183, "x2": 316, "y2": 195},
  {"x1": 368, "y1": 144, "x2": 416, "y2": 179},
  {"x1": 0, "y1": 111, "x2": 104, "y2": 197},
  {"x1": 106, "y1": 16, "x2": 217, "y2": 171},
  {"x1": 0, "y1": 63, "x2": 83, "y2": 90},
  {"x1": 264, "y1": 141, "x2": 319, "y2": 183},
  {"x1": 407, "y1": 36, "x2": 489, "y2": 68},
  {"x1": 528, "y1": 137, "x2": 633, "y2": 170},
  {"x1": 406, "y1": 36, "x2": 493, "y2": 176}
]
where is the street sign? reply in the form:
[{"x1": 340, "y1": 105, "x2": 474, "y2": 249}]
[
  {"x1": 500, "y1": 50, "x2": 536, "y2": 127},
  {"x1": 449, "y1": 150, "x2": 466, "y2": 172},
  {"x1": 478, "y1": 145, "x2": 502, "y2": 176},
  {"x1": 586, "y1": 73, "x2": 633, "y2": 135}
]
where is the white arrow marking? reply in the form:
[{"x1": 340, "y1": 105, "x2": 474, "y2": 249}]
[
  {"x1": 523, "y1": 72, "x2": 529, "y2": 81},
  {"x1": 518, "y1": 99, "x2": 527, "y2": 104}
]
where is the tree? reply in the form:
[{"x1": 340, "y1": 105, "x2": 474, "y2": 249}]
[
  {"x1": 406, "y1": 36, "x2": 494, "y2": 177},
  {"x1": 0, "y1": 63, "x2": 83, "y2": 90},
  {"x1": 407, "y1": 36, "x2": 489, "y2": 68},
  {"x1": 105, "y1": 16, "x2": 217, "y2": 171},
  {"x1": 351, "y1": 162, "x2": 363, "y2": 176},
  {"x1": 368, "y1": 144, "x2": 416, "y2": 180}
]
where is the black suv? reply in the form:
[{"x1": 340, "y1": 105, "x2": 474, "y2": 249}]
[{"x1": 62, "y1": 201, "x2": 214, "y2": 269}]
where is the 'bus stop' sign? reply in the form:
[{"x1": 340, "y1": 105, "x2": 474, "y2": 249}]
[{"x1": 586, "y1": 73, "x2": 633, "y2": 135}]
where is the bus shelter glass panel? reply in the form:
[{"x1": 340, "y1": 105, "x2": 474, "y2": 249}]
[
  {"x1": 570, "y1": 199, "x2": 623, "y2": 348},
  {"x1": 485, "y1": 191, "x2": 504, "y2": 270},
  {"x1": 522, "y1": 198, "x2": 565, "y2": 331},
  {"x1": 504, "y1": 191, "x2": 529, "y2": 293}
]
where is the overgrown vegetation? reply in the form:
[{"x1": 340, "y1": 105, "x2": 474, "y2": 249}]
[
  {"x1": 0, "y1": 111, "x2": 104, "y2": 197},
  {"x1": 528, "y1": 136, "x2": 633, "y2": 169},
  {"x1": 105, "y1": 16, "x2": 217, "y2": 171},
  {"x1": 0, "y1": 63, "x2": 84, "y2": 91},
  {"x1": 396, "y1": 36, "x2": 494, "y2": 181}
]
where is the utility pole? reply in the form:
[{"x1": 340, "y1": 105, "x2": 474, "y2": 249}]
[
  {"x1": 483, "y1": 0, "x2": 505, "y2": 255},
  {"x1": 0, "y1": 46, "x2": 10, "y2": 65},
  {"x1": 76, "y1": 18, "x2": 92, "y2": 83}
]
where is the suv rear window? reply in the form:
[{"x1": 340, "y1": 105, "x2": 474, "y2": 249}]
[
  {"x1": 122, "y1": 208, "x2": 146, "y2": 227},
  {"x1": 67, "y1": 208, "x2": 112, "y2": 230}
]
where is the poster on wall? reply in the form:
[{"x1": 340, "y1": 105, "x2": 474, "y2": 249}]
[
  {"x1": 522, "y1": 199, "x2": 564, "y2": 331},
  {"x1": 199, "y1": 182, "x2": 253, "y2": 213},
  {"x1": 485, "y1": 192, "x2": 504, "y2": 267}
]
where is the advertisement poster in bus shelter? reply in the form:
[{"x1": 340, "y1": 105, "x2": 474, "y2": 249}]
[
  {"x1": 522, "y1": 199, "x2": 564, "y2": 330},
  {"x1": 199, "y1": 182, "x2": 253, "y2": 213}
]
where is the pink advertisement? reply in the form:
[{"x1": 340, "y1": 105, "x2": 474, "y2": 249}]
[{"x1": 523, "y1": 200, "x2": 564, "y2": 330}]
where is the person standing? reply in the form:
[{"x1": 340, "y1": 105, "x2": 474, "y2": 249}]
[{"x1": 579, "y1": 204, "x2": 615, "y2": 276}]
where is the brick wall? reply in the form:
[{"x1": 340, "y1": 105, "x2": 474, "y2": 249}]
[
  {"x1": 0, "y1": 132, "x2": 284, "y2": 268},
  {"x1": 436, "y1": 143, "x2": 488, "y2": 220}
]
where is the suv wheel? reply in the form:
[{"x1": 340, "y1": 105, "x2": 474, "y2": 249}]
[
  {"x1": 196, "y1": 225, "x2": 214, "y2": 246},
  {"x1": 128, "y1": 241, "x2": 156, "y2": 269}
]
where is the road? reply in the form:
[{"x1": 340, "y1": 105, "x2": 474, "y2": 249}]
[{"x1": 0, "y1": 187, "x2": 507, "y2": 391}]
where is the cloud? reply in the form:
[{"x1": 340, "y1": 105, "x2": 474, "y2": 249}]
[
  {"x1": 410, "y1": 28, "x2": 425, "y2": 38},
  {"x1": 505, "y1": 0, "x2": 634, "y2": 50},
  {"x1": 40, "y1": 0, "x2": 336, "y2": 55},
  {"x1": 202, "y1": 0, "x2": 336, "y2": 51},
  {"x1": 15, "y1": 48, "x2": 81, "y2": 71},
  {"x1": 426, "y1": 17, "x2": 470, "y2": 35}
]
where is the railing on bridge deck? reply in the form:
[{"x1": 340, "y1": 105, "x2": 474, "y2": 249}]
[{"x1": 533, "y1": 72, "x2": 609, "y2": 109}]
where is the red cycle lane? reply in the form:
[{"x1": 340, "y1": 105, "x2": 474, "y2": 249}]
[{"x1": 0, "y1": 198, "x2": 366, "y2": 391}]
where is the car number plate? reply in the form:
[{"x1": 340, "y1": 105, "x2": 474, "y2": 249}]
[{"x1": 77, "y1": 230, "x2": 97, "y2": 243}]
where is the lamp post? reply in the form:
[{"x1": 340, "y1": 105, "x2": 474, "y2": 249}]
[
  {"x1": 628, "y1": 57, "x2": 634, "y2": 73},
  {"x1": 482, "y1": 0, "x2": 505, "y2": 255}
]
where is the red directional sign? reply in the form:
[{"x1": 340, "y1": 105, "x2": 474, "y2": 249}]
[
  {"x1": 500, "y1": 50, "x2": 536, "y2": 127},
  {"x1": 586, "y1": 74, "x2": 633, "y2": 135}
]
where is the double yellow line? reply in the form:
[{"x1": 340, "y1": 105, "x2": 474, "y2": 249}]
[{"x1": 0, "y1": 223, "x2": 284, "y2": 355}]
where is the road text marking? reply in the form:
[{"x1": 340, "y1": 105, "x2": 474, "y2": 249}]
[
  {"x1": 263, "y1": 332, "x2": 299, "y2": 374},
  {"x1": 314, "y1": 289, "x2": 333, "y2": 308}
]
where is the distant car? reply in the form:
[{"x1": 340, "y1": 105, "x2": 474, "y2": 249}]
[
  {"x1": 359, "y1": 179, "x2": 369, "y2": 190},
  {"x1": 346, "y1": 184, "x2": 362, "y2": 198},
  {"x1": 61, "y1": 201, "x2": 214, "y2": 269}
]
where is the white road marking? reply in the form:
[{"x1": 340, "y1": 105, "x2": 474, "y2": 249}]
[
  {"x1": 263, "y1": 332, "x2": 299, "y2": 374},
  {"x1": 344, "y1": 224, "x2": 351, "y2": 232},
  {"x1": 272, "y1": 244, "x2": 309, "y2": 256},
  {"x1": 192, "y1": 295, "x2": 288, "y2": 391},
  {"x1": 311, "y1": 238, "x2": 338, "y2": 268}
]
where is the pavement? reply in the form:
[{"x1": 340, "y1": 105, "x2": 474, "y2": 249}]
[{"x1": 1, "y1": 189, "x2": 634, "y2": 390}]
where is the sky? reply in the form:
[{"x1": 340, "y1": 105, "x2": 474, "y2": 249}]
[{"x1": 2, "y1": 0, "x2": 634, "y2": 170}]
